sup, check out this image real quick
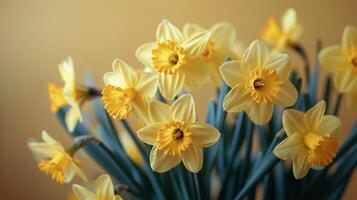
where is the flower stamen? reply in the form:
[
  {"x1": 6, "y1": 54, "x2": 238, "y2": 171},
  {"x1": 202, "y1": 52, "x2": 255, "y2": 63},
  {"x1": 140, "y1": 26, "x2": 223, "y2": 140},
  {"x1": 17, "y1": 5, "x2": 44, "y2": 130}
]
[
  {"x1": 38, "y1": 152, "x2": 71, "y2": 184},
  {"x1": 152, "y1": 40, "x2": 186, "y2": 74}
]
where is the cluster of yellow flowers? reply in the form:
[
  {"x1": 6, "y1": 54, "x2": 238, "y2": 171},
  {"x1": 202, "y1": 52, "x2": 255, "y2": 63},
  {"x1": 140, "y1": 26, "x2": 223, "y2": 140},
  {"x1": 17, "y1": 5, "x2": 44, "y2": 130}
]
[{"x1": 28, "y1": 8, "x2": 357, "y2": 199}]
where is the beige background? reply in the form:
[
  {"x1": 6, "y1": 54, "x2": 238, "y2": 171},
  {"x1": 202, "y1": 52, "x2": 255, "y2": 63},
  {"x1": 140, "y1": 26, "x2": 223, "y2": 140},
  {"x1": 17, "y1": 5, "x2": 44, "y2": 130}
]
[{"x1": 1, "y1": 0, "x2": 356, "y2": 199}]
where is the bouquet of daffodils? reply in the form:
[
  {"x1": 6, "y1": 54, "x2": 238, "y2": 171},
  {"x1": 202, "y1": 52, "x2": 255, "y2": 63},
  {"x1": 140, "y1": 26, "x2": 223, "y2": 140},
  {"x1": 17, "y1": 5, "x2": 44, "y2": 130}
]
[{"x1": 28, "y1": 8, "x2": 357, "y2": 200}]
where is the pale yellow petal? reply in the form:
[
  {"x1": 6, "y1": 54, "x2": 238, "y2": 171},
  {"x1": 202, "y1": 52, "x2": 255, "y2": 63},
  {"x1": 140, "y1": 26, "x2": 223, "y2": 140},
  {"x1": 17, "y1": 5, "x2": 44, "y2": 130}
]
[
  {"x1": 276, "y1": 79, "x2": 298, "y2": 107},
  {"x1": 156, "y1": 19, "x2": 184, "y2": 43},
  {"x1": 333, "y1": 69, "x2": 357, "y2": 93},
  {"x1": 73, "y1": 184, "x2": 96, "y2": 200},
  {"x1": 210, "y1": 22, "x2": 236, "y2": 50},
  {"x1": 304, "y1": 101, "x2": 326, "y2": 132},
  {"x1": 245, "y1": 102, "x2": 274, "y2": 125},
  {"x1": 273, "y1": 133, "x2": 305, "y2": 160},
  {"x1": 242, "y1": 40, "x2": 270, "y2": 71},
  {"x1": 71, "y1": 161, "x2": 88, "y2": 182},
  {"x1": 64, "y1": 165, "x2": 77, "y2": 183},
  {"x1": 41, "y1": 130, "x2": 59, "y2": 144},
  {"x1": 135, "y1": 72, "x2": 159, "y2": 98},
  {"x1": 207, "y1": 63, "x2": 223, "y2": 87},
  {"x1": 158, "y1": 72, "x2": 185, "y2": 100},
  {"x1": 65, "y1": 106, "x2": 82, "y2": 132},
  {"x1": 293, "y1": 150, "x2": 310, "y2": 179},
  {"x1": 223, "y1": 84, "x2": 251, "y2": 112},
  {"x1": 288, "y1": 24, "x2": 303, "y2": 42},
  {"x1": 150, "y1": 146, "x2": 181, "y2": 172},
  {"x1": 282, "y1": 8, "x2": 297, "y2": 33},
  {"x1": 94, "y1": 175, "x2": 115, "y2": 200},
  {"x1": 182, "y1": 59, "x2": 209, "y2": 90},
  {"x1": 267, "y1": 53, "x2": 291, "y2": 78},
  {"x1": 346, "y1": 92, "x2": 357, "y2": 111},
  {"x1": 283, "y1": 109, "x2": 307, "y2": 137},
  {"x1": 58, "y1": 57, "x2": 75, "y2": 84},
  {"x1": 132, "y1": 96, "x2": 151, "y2": 125},
  {"x1": 148, "y1": 100, "x2": 171, "y2": 123},
  {"x1": 103, "y1": 72, "x2": 121, "y2": 87},
  {"x1": 319, "y1": 46, "x2": 351, "y2": 73},
  {"x1": 111, "y1": 59, "x2": 139, "y2": 88},
  {"x1": 182, "y1": 23, "x2": 205, "y2": 38},
  {"x1": 181, "y1": 31, "x2": 211, "y2": 58},
  {"x1": 219, "y1": 60, "x2": 246, "y2": 87},
  {"x1": 28, "y1": 143, "x2": 59, "y2": 159},
  {"x1": 171, "y1": 94, "x2": 196, "y2": 124},
  {"x1": 318, "y1": 115, "x2": 341, "y2": 135},
  {"x1": 342, "y1": 26, "x2": 357, "y2": 55},
  {"x1": 137, "y1": 124, "x2": 161, "y2": 145},
  {"x1": 189, "y1": 122, "x2": 220, "y2": 147},
  {"x1": 181, "y1": 145, "x2": 203, "y2": 173},
  {"x1": 136, "y1": 42, "x2": 155, "y2": 67}
]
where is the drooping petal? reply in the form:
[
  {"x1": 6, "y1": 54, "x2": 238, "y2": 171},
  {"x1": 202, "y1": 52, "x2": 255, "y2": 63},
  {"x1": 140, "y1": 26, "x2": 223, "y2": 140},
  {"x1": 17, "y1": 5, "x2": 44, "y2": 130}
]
[
  {"x1": 156, "y1": 19, "x2": 184, "y2": 43},
  {"x1": 94, "y1": 175, "x2": 115, "y2": 200},
  {"x1": 319, "y1": 46, "x2": 351, "y2": 73},
  {"x1": 182, "y1": 23, "x2": 205, "y2": 38},
  {"x1": 241, "y1": 40, "x2": 270, "y2": 71},
  {"x1": 293, "y1": 150, "x2": 310, "y2": 179},
  {"x1": 136, "y1": 43, "x2": 155, "y2": 67},
  {"x1": 267, "y1": 53, "x2": 291, "y2": 78},
  {"x1": 189, "y1": 122, "x2": 220, "y2": 147},
  {"x1": 223, "y1": 84, "x2": 251, "y2": 112},
  {"x1": 158, "y1": 72, "x2": 185, "y2": 100},
  {"x1": 245, "y1": 102, "x2": 274, "y2": 125},
  {"x1": 333, "y1": 69, "x2": 357, "y2": 93},
  {"x1": 135, "y1": 72, "x2": 159, "y2": 98},
  {"x1": 137, "y1": 124, "x2": 161, "y2": 145},
  {"x1": 150, "y1": 146, "x2": 181, "y2": 172},
  {"x1": 282, "y1": 8, "x2": 297, "y2": 33},
  {"x1": 342, "y1": 26, "x2": 357, "y2": 55},
  {"x1": 181, "y1": 145, "x2": 203, "y2": 173},
  {"x1": 73, "y1": 184, "x2": 96, "y2": 200},
  {"x1": 276, "y1": 79, "x2": 298, "y2": 107},
  {"x1": 182, "y1": 59, "x2": 209, "y2": 90},
  {"x1": 273, "y1": 133, "x2": 305, "y2": 160},
  {"x1": 210, "y1": 22, "x2": 236, "y2": 50},
  {"x1": 304, "y1": 101, "x2": 326, "y2": 132},
  {"x1": 65, "y1": 106, "x2": 82, "y2": 132},
  {"x1": 171, "y1": 94, "x2": 196, "y2": 124},
  {"x1": 28, "y1": 143, "x2": 59, "y2": 159},
  {"x1": 148, "y1": 100, "x2": 171, "y2": 123},
  {"x1": 219, "y1": 60, "x2": 246, "y2": 87},
  {"x1": 317, "y1": 115, "x2": 341, "y2": 136},
  {"x1": 111, "y1": 59, "x2": 139, "y2": 88},
  {"x1": 181, "y1": 31, "x2": 211, "y2": 58},
  {"x1": 283, "y1": 109, "x2": 307, "y2": 137}
]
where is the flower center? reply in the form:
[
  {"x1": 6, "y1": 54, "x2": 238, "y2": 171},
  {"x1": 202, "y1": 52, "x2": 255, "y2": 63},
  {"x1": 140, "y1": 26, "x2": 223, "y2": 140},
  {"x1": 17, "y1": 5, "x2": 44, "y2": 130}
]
[
  {"x1": 304, "y1": 132, "x2": 339, "y2": 167},
  {"x1": 48, "y1": 83, "x2": 68, "y2": 113},
  {"x1": 101, "y1": 85, "x2": 137, "y2": 119},
  {"x1": 245, "y1": 67, "x2": 283, "y2": 104},
  {"x1": 152, "y1": 40, "x2": 186, "y2": 74},
  {"x1": 201, "y1": 40, "x2": 214, "y2": 59},
  {"x1": 156, "y1": 121, "x2": 192, "y2": 156},
  {"x1": 38, "y1": 152, "x2": 71, "y2": 184}
]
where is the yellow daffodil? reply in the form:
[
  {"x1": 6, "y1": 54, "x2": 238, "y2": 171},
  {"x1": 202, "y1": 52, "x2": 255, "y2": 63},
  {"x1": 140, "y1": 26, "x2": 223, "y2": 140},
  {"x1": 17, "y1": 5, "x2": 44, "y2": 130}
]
[
  {"x1": 137, "y1": 94, "x2": 220, "y2": 172},
  {"x1": 102, "y1": 59, "x2": 158, "y2": 124},
  {"x1": 260, "y1": 8, "x2": 303, "y2": 52},
  {"x1": 48, "y1": 83, "x2": 68, "y2": 113},
  {"x1": 120, "y1": 130, "x2": 143, "y2": 166},
  {"x1": 319, "y1": 26, "x2": 357, "y2": 93},
  {"x1": 274, "y1": 101, "x2": 341, "y2": 179},
  {"x1": 220, "y1": 40, "x2": 298, "y2": 125},
  {"x1": 73, "y1": 174, "x2": 123, "y2": 200},
  {"x1": 183, "y1": 22, "x2": 239, "y2": 86},
  {"x1": 28, "y1": 131, "x2": 87, "y2": 184},
  {"x1": 136, "y1": 19, "x2": 211, "y2": 100}
]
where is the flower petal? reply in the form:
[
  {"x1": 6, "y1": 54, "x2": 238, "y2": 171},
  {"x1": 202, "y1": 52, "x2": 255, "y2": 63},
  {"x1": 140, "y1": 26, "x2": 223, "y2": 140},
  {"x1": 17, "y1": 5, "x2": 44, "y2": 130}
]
[
  {"x1": 219, "y1": 60, "x2": 246, "y2": 87},
  {"x1": 111, "y1": 59, "x2": 139, "y2": 88},
  {"x1": 132, "y1": 96, "x2": 150, "y2": 125},
  {"x1": 304, "y1": 101, "x2": 326, "y2": 132},
  {"x1": 293, "y1": 150, "x2": 310, "y2": 179},
  {"x1": 182, "y1": 23, "x2": 205, "y2": 38},
  {"x1": 182, "y1": 59, "x2": 208, "y2": 90},
  {"x1": 150, "y1": 146, "x2": 181, "y2": 172},
  {"x1": 189, "y1": 122, "x2": 220, "y2": 147},
  {"x1": 148, "y1": 100, "x2": 171, "y2": 123},
  {"x1": 318, "y1": 115, "x2": 341, "y2": 136},
  {"x1": 58, "y1": 57, "x2": 75, "y2": 84},
  {"x1": 276, "y1": 79, "x2": 298, "y2": 107},
  {"x1": 181, "y1": 146, "x2": 203, "y2": 173},
  {"x1": 41, "y1": 130, "x2": 59, "y2": 144},
  {"x1": 158, "y1": 72, "x2": 185, "y2": 100},
  {"x1": 273, "y1": 133, "x2": 305, "y2": 160},
  {"x1": 342, "y1": 26, "x2": 357, "y2": 55},
  {"x1": 135, "y1": 72, "x2": 159, "y2": 98},
  {"x1": 94, "y1": 175, "x2": 115, "y2": 200},
  {"x1": 333, "y1": 68, "x2": 357, "y2": 93},
  {"x1": 137, "y1": 124, "x2": 161, "y2": 145},
  {"x1": 223, "y1": 84, "x2": 251, "y2": 112},
  {"x1": 210, "y1": 22, "x2": 236, "y2": 50},
  {"x1": 28, "y1": 143, "x2": 59, "y2": 159},
  {"x1": 136, "y1": 43, "x2": 155, "y2": 67},
  {"x1": 65, "y1": 106, "x2": 82, "y2": 132},
  {"x1": 242, "y1": 40, "x2": 270, "y2": 71},
  {"x1": 267, "y1": 53, "x2": 291, "y2": 78},
  {"x1": 71, "y1": 162, "x2": 87, "y2": 182},
  {"x1": 283, "y1": 109, "x2": 307, "y2": 137},
  {"x1": 172, "y1": 94, "x2": 196, "y2": 124},
  {"x1": 282, "y1": 8, "x2": 297, "y2": 33},
  {"x1": 156, "y1": 19, "x2": 184, "y2": 43},
  {"x1": 73, "y1": 184, "x2": 96, "y2": 200},
  {"x1": 245, "y1": 102, "x2": 274, "y2": 125},
  {"x1": 181, "y1": 31, "x2": 211, "y2": 58},
  {"x1": 103, "y1": 72, "x2": 121, "y2": 87},
  {"x1": 319, "y1": 46, "x2": 351, "y2": 73}
]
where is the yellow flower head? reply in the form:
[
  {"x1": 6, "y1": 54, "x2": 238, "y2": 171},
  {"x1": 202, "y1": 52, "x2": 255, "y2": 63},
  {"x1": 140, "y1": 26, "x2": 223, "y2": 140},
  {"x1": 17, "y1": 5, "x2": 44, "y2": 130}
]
[
  {"x1": 73, "y1": 174, "x2": 123, "y2": 200},
  {"x1": 136, "y1": 19, "x2": 211, "y2": 100},
  {"x1": 137, "y1": 94, "x2": 220, "y2": 173},
  {"x1": 220, "y1": 40, "x2": 298, "y2": 125},
  {"x1": 183, "y1": 22, "x2": 240, "y2": 86},
  {"x1": 48, "y1": 83, "x2": 68, "y2": 112},
  {"x1": 102, "y1": 59, "x2": 158, "y2": 124},
  {"x1": 319, "y1": 26, "x2": 357, "y2": 93},
  {"x1": 274, "y1": 101, "x2": 341, "y2": 179},
  {"x1": 260, "y1": 8, "x2": 303, "y2": 52},
  {"x1": 28, "y1": 131, "x2": 87, "y2": 184}
]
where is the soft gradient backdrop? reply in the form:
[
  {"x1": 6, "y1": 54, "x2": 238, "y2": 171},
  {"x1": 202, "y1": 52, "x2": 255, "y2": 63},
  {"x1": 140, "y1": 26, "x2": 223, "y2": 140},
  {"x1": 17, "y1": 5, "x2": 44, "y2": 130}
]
[{"x1": 1, "y1": 0, "x2": 356, "y2": 199}]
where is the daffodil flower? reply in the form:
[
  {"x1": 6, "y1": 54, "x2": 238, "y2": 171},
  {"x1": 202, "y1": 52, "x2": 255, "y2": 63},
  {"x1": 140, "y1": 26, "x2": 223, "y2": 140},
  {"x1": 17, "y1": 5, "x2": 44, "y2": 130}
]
[
  {"x1": 137, "y1": 94, "x2": 220, "y2": 172},
  {"x1": 319, "y1": 26, "x2": 357, "y2": 93},
  {"x1": 260, "y1": 8, "x2": 303, "y2": 52},
  {"x1": 136, "y1": 19, "x2": 211, "y2": 100},
  {"x1": 28, "y1": 131, "x2": 87, "y2": 184},
  {"x1": 183, "y1": 22, "x2": 239, "y2": 86},
  {"x1": 220, "y1": 40, "x2": 298, "y2": 125},
  {"x1": 48, "y1": 83, "x2": 68, "y2": 113},
  {"x1": 274, "y1": 101, "x2": 341, "y2": 179},
  {"x1": 102, "y1": 59, "x2": 158, "y2": 124},
  {"x1": 72, "y1": 174, "x2": 123, "y2": 200}
]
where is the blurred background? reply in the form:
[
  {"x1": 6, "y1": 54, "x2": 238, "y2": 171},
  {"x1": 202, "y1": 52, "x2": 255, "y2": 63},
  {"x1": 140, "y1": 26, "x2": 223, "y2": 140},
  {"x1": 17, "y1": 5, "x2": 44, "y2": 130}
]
[{"x1": 0, "y1": 0, "x2": 356, "y2": 199}]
